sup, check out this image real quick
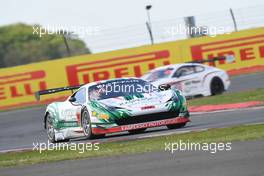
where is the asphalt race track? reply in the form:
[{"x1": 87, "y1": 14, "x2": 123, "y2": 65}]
[
  {"x1": 0, "y1": 72, "x2": 264, "y2": 175},
  {"x1": 0, "y1": 105, "x2": 264, "y2": 152},
  {"x1": 228, "y1": 72, "x2": 264, "y2": 92},
  {"x1": 1, "y1": 140, "x2": 264, "y2": 176},
  {"x1": 0, "y1": 72, "x2": 264, "y2": 151}
]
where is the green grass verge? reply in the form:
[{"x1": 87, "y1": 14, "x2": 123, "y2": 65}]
[
  {"x1": 188, "y1": 88, "x2": 264, "y2": 106},
  {"x1": 1, "y1": 124, "x2": 264, "y2": 168}
]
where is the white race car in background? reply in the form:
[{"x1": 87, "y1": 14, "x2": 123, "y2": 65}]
[{"x1": 141, "y1": 63, "x2": 230, "y2": 98}]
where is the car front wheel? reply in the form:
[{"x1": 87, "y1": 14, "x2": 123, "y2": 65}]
[{"x1": 81, "y1": 109, "x2": 105, "y2": 139}]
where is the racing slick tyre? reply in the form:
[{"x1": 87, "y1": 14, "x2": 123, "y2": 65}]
[
  {"x1": 128, "y1": 128, "x2": 147, "y2": 134},
  {"x1": 166, "y1": 123, "x2": 186, "y2": 129},
  {"x1": 81, "y1": 109, "x2": 105, "y2": 139},
  {"x1": 210, "y1": 77, "x2": 224, "y2": 95},
  {"x1": 45, "y1": 113, "x2": 70, "y2": 143},
  {"x1": 46, "y1": 113, "x2": 56, "y2": 143}
]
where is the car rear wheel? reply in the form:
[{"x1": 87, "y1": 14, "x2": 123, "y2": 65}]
[
  {"x1": 167, "y1": 123, "x2": 186, "y2": 129},
  {"x1": 46, "y1": 113, "x2": 56, "y2": 143},
  {"x1": 81, "y1": 109, "x2": 105, "y2": 139},
  {"x1": 46, "y1": 114, "x2": 70, "y2": 143},
  {"x1": 210, "y1": 77, "x2": 224, "y2": 95},
  {"x1": 128, "y1": 128, "x2": 147, "y2": 134}
]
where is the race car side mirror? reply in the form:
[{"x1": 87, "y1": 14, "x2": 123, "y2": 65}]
[
  {"x1": 158, "y1": 84, "x2": 171, "y2": 91},
  {"x1": 69, "y1": 96, "x2": 76, "y2": 102}
]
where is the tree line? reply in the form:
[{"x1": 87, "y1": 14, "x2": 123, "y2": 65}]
[{"x1": 0, "y1": 23, "x2": 91, "y2": 68}]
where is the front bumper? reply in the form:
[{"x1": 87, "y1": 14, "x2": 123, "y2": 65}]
[
  {"x1": 92, "y1": 116, "x2": 190, "y2": 135},
  {"x1": 54, "y1": 115, "x2": 190, "y2": 140}
]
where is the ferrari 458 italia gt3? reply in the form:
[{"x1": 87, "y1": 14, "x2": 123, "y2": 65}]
[{"x1": 36, "y1": 78, "x2": 190, "y2": 142}]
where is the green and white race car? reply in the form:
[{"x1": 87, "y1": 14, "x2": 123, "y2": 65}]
[{"x1": 36, "y1": 78, "x2": 190, "y2": 142}]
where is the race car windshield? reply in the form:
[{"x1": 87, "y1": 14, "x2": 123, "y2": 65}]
[
  {"x1": 143, "y1": 68, "x2": 173, "y2": 82},
  {"x1": 88, "y1": 79, "x2": 157, "y2": 100}
]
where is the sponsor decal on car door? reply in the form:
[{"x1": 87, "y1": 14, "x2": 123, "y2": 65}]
[{"x1": 172, "y1": 66, "x2": 202, "y2": 96}]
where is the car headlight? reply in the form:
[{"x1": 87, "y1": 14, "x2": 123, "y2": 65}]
[
  {"x1": 91, "y1": 111, "x2": 109, "y2": 120},
  {"x1": 98, "y1": 113, "x2": 109, "y2": 120}
]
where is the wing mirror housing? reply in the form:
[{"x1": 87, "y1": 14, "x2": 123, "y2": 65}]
[
  {"x1": 158, "y1": 84, "x2": 171, "y2": 91},
  {"x1": 69, "y1": 96, "x2": 76, "y2": 102}
]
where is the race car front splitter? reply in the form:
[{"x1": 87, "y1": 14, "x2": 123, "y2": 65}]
[{"x1": 91, "y1": 117, "x2": 190, "y2": 134}]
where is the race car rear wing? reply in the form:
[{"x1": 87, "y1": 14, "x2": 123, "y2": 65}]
[
  {"x1": 35, "y1": 84, "x2": 83, "y2": 101},
  {"x1": 188, "y1": 55, "x2": 234, "y2": 66}
]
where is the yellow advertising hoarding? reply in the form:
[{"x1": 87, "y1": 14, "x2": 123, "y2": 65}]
[{"x1": 0, "y1": 27, "x2": 264, "y2": 109}]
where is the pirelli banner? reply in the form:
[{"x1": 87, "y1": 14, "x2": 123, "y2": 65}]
[{"x1": 0, "y1": 27, "x2": 264, "y2": 109}]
